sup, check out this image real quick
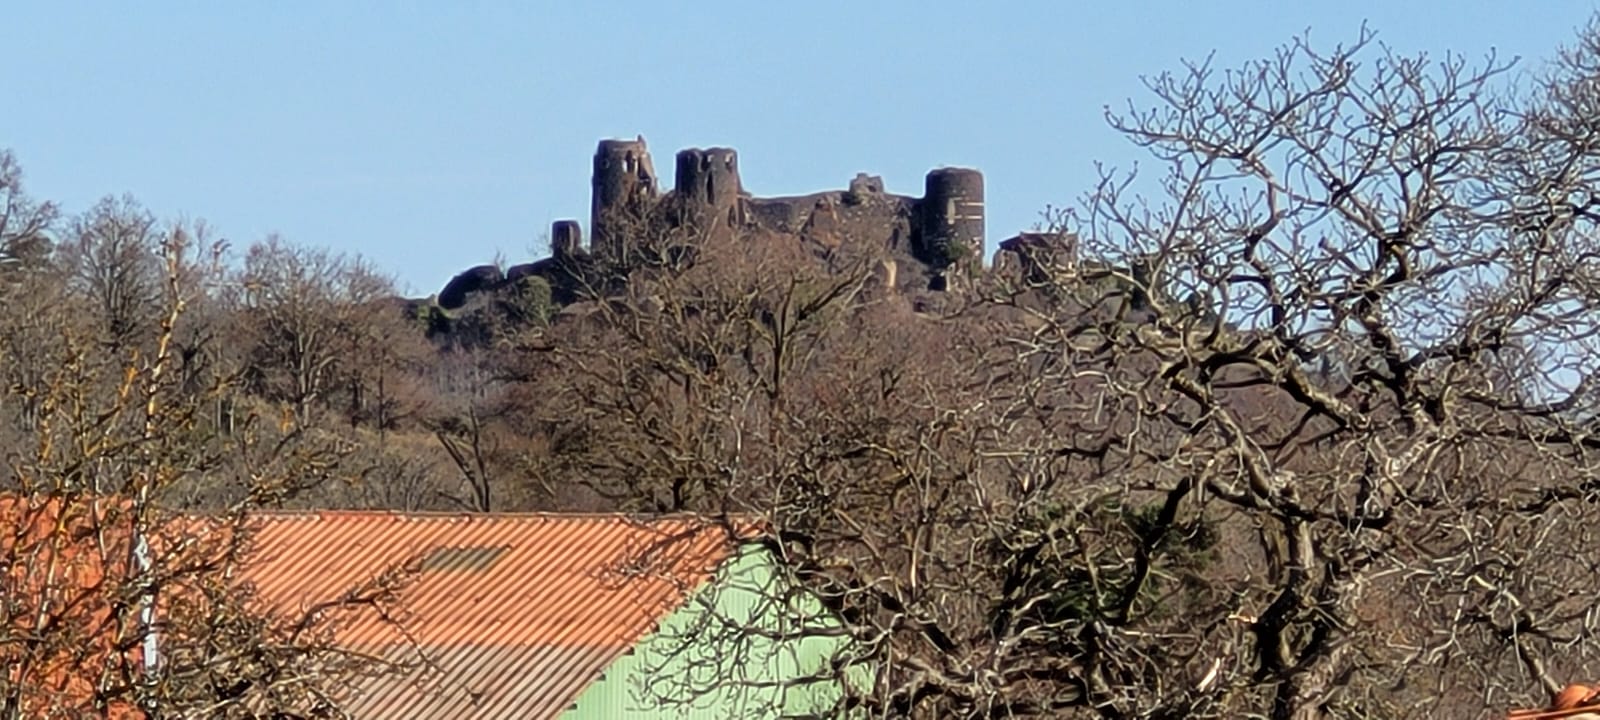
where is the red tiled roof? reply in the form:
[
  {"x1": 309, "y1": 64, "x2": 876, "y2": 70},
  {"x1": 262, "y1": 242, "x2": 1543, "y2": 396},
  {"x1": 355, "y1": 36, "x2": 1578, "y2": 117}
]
[{"x1": 236, "y1": 510, "x2": 753, "y2": 719}]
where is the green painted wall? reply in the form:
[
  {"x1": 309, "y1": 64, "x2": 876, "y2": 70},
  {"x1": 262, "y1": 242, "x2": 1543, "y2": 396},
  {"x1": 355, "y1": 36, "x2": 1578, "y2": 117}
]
[{"x1": 562, "y1": 545, "x2": 867, "y2": 719}]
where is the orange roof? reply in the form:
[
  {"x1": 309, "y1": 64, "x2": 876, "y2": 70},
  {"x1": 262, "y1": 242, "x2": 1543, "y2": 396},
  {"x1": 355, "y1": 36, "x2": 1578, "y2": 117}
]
[
  {"x1": 0, "y1": 493, "x2": 145, "y2": 719},
  {"x1": 1510, "y1": 682, "x2": 1600, "y2": 719},
  {"x1": 236, "y1": 510, "x2": 754, "y2": 719}
]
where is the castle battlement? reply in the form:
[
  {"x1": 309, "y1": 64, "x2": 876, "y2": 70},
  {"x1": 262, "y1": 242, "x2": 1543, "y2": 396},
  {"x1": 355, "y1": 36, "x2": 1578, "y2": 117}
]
[
  {"x1": 572, "y1": 135, "x2": 985, "y2": 291},
  {"x1": 435, "y1": 135, "x2": 1051, "y2": 313}
]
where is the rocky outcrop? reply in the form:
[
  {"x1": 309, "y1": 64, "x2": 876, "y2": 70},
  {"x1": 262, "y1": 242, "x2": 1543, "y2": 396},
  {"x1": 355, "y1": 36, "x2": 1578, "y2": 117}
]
[{"x1": 438, "y1": 265, "x2": 504, "y2": 310}]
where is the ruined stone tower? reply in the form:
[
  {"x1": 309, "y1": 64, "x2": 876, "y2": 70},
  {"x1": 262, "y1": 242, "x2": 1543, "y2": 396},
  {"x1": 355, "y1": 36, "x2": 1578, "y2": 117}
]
[
  {"x1": 550, "y1": 219, "x2": 583, "y2": 260},
  {"x1": 673, "y1": 147, "x2": 743, "y2": 238},
  {"x1": 590, "y1": 137, "x2": 658, "y2": 262},
  {"x1": 919, "y1": 167, "x2": 985, "y2": 280}
]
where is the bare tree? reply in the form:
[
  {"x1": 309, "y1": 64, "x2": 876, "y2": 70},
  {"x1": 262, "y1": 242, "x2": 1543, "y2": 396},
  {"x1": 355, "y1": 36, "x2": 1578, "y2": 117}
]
[
  {"x1": 0, "y1": 149, "x2": 56, "y2": 277},
  {"x1": 426, "y1": 344, "x2": 543, "y2": 513},
  {"x1": 0, "y1": 151, "x2": 63, "y2": 437},
  {"x1": 340, "y1": 297, "x2": 434, "y2": 438},
  {"x1": 998, "y1": 21, "x2": 1600, "y2": 719},
  {"x1": 526, "y1": 228, "x2": 1031, "y2": 717},
  {"x1": 162, "y1": 219, "x2": 246, "y2": 436},
  {"x1": 0, "y1": 230, "x2": 419, "y2": 718},
  {"x1": 433, "y1": 396, "x2": 499, "y2": 512},
  {"x1": 59, "y1": 194, "x2": 164, "y2": 354},
  {"x1": 525, "y1": 19, "x2": 1600, "y2": 720},
  {"x1": 234, "y1": 235, "x2": 396, "y2": 427}
]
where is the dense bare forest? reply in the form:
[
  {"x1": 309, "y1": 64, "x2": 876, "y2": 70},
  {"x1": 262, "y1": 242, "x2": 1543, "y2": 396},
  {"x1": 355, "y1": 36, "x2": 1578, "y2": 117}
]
[{"x1": 12, "y1": 16, "x2": 1600, "y2": 720}]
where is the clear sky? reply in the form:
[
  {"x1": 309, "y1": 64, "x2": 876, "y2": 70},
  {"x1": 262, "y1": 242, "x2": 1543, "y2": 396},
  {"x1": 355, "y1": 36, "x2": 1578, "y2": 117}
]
[{"x1": 8, "y1": 1, "x2": 1600, "y2": 296}]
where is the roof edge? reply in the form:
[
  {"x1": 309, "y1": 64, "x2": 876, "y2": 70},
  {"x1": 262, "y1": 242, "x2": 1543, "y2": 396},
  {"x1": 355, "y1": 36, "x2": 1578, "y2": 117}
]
[{"x1": 243, "y1": 509, "x2": 765, "y2": 522}]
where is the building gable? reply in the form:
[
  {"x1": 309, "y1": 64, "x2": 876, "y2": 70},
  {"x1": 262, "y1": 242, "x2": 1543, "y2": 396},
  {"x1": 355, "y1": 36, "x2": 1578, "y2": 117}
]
[
  {"x1": 563, "y1": 545, "x2": 866, "y2": 719},
  {"x1": 238, "y1": 511, "x2": 751, "y2": 718}
]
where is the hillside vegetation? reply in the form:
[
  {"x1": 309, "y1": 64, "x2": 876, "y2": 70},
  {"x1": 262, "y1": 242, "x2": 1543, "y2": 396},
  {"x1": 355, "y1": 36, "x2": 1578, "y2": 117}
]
[{"x1": 9, "y1": 18, "x2": 1600, "y2": 720}]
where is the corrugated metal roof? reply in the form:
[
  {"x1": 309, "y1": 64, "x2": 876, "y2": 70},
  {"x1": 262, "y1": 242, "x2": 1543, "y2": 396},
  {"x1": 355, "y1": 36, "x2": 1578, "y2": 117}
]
[
  {"x1": 237, "y1": 510, "x2": 749, "y2": 719},
  {"x1": 0, "y1": 494, "x2": 144, "y2": 719},
  {"x1": 1509, "y1": 682, "x2": 1600, "y2": 719}
]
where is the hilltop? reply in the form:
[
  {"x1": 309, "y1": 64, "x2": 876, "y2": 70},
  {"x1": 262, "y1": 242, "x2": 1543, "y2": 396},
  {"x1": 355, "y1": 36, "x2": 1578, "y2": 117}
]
[{"x1": 409, "y1": 135, "x2": 1098, "y2": 347}]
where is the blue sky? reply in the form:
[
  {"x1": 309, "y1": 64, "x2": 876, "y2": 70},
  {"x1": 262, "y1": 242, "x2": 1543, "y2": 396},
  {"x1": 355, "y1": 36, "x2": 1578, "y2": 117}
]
[{"x1": 8, "y1": 1, "x2": 1600, "y2": 296}]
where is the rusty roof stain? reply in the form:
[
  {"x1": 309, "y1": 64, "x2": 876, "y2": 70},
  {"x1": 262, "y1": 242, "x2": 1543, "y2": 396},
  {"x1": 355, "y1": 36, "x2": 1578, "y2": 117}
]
[{"x1": 236, "y1": 510, "x2": 753, "y2": 719}]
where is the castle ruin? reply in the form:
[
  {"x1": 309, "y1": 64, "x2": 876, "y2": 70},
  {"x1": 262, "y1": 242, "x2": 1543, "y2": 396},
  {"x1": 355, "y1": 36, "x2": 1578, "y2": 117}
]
[
  {"x1": 439, "y1": 135, "x2": 1073, "y2": 313},
  {"x1": 560, "y1": 136, "x2": 985, "y2": 292}
]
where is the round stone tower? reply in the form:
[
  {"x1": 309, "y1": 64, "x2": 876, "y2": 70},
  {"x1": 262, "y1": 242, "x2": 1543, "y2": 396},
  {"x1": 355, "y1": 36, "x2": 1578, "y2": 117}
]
[
  {"x1": 591, "y1": 137, "x2": 657, "y2": 262},
  {"x1": 673, "y1": 147, "x2": 742, "y2": 236},
  {"x1": 920, "y1": 167, "x2": 985, "y2": 276},
  {"x1": 551, "y1": 219, "x2": 583, "y2": 259}
]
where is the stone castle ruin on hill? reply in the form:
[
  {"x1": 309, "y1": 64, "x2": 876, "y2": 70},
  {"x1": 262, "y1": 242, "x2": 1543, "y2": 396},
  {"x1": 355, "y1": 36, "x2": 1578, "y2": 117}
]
[{"x1": 434, "y1": 135, "x2": 1069, "y2": 313}]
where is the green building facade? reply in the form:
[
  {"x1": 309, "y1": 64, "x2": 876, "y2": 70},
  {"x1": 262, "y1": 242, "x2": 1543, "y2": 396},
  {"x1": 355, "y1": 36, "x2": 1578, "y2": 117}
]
[{"x1": 563, "y1": 545, "x2": 867, "y2": 718}]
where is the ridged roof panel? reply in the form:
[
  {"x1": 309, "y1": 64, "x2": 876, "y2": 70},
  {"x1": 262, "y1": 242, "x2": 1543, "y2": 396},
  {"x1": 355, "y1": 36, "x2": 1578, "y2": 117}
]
[
  {"x1": 0, "y1": 495, "x2": 144, "y2": 719},
  {"x1": 237, "y1": 511, "x2": 746, "y2": 718}
]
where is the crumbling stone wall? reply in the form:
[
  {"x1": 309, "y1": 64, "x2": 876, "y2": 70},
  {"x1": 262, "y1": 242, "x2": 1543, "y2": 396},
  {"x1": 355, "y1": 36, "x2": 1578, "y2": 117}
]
[
  {"x1": 581, "y1": 135, "x2": 987, "y2": 292},
  {"x1": 748, "y1": 191, "x2": 915, "y2": 251},
  {"x1": 443, "y1": 135, "x2": 1008, "y2": 309}
]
